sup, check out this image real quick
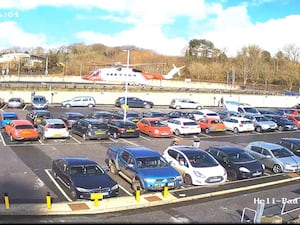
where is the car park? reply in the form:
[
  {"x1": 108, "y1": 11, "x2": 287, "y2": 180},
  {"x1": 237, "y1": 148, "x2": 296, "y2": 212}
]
[
  {"x1": 7, "y1": 97, "x2": 25, "y2": 108},
  {"x1": 277, "y1": 138, "x2": 300, "y2": 157},
  {"x1": 264, "y1": 114, "x2": 298, "y2": 131},
  {"x1": 114, "y1": 97, "x2": 154, "y2": 109},
  {"x1": 197, "y1": 117, "x2": 226, "y2": 134},
  {"x1": 71, "y1": 118, "x2": 110, "y2": 140},
  {"x1": 242, "y1": 114, "x2": 277, "y2": 132},
  {"x1": 37, "y1": 118, "x2": 70, "y2": 140},
  {"x1": 244, "y1": 141, "x2": 300, "y2": 174},
  {"x1": 31, "y1": 95, "x2": 48, "y2": 109},
  {"x1": 52, "y1": 157, "x2": 119, "y2": 200},
  {"x1": 105, "y1": 146, "x2": 183, "y2": 192},
  {"x1": 60, "y1": 112, "x2": 85, "y2": 129},
  {"x1": 61, "y1": 96, "x2": 96, "y2": 108},
  {"x1": 206, "y1": 145, "x2": 265, "y2": 181},
  {"x1": 26, "y1": 110, "x2": 52, "y2": 127},
  {"x1": 108, "y1": 119, "x2": 140, "y2": 139},
  {"x1": 222, "y1": 116, "x2": 255, "y2": 133},
  {"x1": 4, "y1": 119, "x2": 39, "y2": 141},
  {"x1": 167, "y1": 118, "x2": 201, "y2": 136},
  {"x1": 162, "y1": 145, "x2": 227, "y2": 185},
  {"x1": 136, "y1": 118, "x2": 173, "y2": 138},
  {"x1": 0, "y1": 112, "x2": 18, "y2": 128},
  {"x1": 169, "y1": 98, "x2": 203, "y2": 110}
]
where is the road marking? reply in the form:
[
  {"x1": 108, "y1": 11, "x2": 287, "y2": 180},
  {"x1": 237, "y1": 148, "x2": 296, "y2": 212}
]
[
  {"x1": 45, "y1": 169, "x2": 72, "y2": 202},
  {"x1": 0, "y1": 132, "x2": 6, "y2": 146},
  {"x1": 70, "y1": 135, "x2": 81, "y2": 144},
  {"x1": 120, "y1": 138, "x2": 139, "y2": 146}
]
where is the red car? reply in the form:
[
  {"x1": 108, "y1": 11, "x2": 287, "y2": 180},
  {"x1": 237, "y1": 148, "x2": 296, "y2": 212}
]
[
  {"x1": 197, "y1": 117, "x2": 226, "y2": 134},
  {"x1": 5, "y1": 120, "x2": 39, "y2": 141},
  {"x1": 136, "y1": 118, "x2": 173, "y2": 138}
]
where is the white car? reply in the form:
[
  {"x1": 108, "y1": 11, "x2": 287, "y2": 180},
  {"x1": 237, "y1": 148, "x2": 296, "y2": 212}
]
[
  {"x1": 162, "y1": 145, "x2": 227, "y2": 185},
  {"x1": 222, "y1": 116, "x2": 255, "y2": 133},
  {"x1": 169, "y1": 98, "x2": 203, "y2": 110},
  {"x1": 191, "y1": 109, "x2": 220, "y2": 121},
  {"x1": 37, "y1": 118, "x2": 70, "y2": 140},
  {"x1": 167, "y1": 118, "x2": 201, "y2": 135}
]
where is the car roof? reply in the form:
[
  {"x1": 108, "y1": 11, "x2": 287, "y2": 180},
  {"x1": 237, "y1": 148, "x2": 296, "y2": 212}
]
[
  {"x1": 10, "y1": 120, "x2": 33, "y2": 125},
  {"x1": 280, "y1": 138, "x2": 300, "y2": 144},
  {"x1": 168, "y1": 146, "x2": 207, "y2": 153},
  {"x1": 112, "y1": 146, "x2": 160, "y2": 158},
  {"x1": 248, "y1": 141, "x2": 283, "y2": 149},
  {"x1": 56, "y1": 157, "x2": 97, "y2": 165},
  {"x1": 2, "y1": 112, "x2": 17, "y2": 116},
  {"x1": 81, "y1": 118, "x2": 105, "y2": 123},
  {"x1": 210, "y1": 146, "x2": 245, "y2": 153},
  {"x1": 44, "y1": 118, "x2": 65, "y2": 123}
]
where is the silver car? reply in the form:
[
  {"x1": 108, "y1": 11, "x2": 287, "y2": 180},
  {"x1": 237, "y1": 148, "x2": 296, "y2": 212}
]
[
  {"x1": 31, "y1": 95, "x2": 48, "y2": 109},
  {"x1": 242, "y1": 114, "x2": 277, "y2": 132},
  {"x1": 245, "y1": 141, "x2": 300, "y2": 174},
  {"x1": 7, "y1": 97, "x2": 25, "y2": 108}
]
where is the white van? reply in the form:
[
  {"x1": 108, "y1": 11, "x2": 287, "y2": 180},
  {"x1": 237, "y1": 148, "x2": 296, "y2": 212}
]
[{"x1": 223, "y1": 101, "x2": 260, "y2": 115}]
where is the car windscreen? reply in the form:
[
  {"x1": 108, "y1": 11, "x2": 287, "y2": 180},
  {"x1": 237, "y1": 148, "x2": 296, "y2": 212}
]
[
  {"x1": 3, "y1": 115, "x2": 17, "y2": 120},
  {"x1": 150, "y1": 120, "x2": 166, "y2": 127},
  {"x1": 69, "y1": 114, "x2": 84, "y2": 119},
  {"x1": 271, "y1": 148, "x2": 294, "y2": 158},
  {"x1": 136, "y1": 156, "x2": 169, "y2": 168},
  {"x1": 183, "y1": 121, "x2": 198, "y2": 126},
  {"x1": 227, "y1": 151, "x2": 256, "y2": 163},
  {"x1": 185, "y1": 151, "x2": 219, "y2": 168},
  {"x1": 37, "y1": 112, "x2": 51, "y2": 118},
  {"x1": 89, "y1": 123, "x2": 108, "y2": 129},
  {"x1": 49, "y1": 123, "x2": 66, "y2": 129},
  {"x1": 70, "y1": 165, "x2": 105, "y2": 176}
]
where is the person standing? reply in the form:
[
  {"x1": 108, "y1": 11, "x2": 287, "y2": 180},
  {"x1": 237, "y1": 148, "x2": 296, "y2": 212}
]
[{"x1": 193, "y1": 135, "x2": 200, "y2": 148}]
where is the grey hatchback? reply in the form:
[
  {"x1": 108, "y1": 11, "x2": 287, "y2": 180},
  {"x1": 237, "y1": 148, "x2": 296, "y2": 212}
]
[
  {"x1": 71, "y1": 118, "x2": 109, "y2": 140},
  {"x1": 31, "y1": 95, "x2": 48, "y2": 109}
]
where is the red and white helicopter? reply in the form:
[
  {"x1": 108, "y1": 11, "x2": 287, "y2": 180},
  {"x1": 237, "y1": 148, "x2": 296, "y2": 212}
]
[{"x1": 81, "y1": 63, "x2": 185, "y2": 85}]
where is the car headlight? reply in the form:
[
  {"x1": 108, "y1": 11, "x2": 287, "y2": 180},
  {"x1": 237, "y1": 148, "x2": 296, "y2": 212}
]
[
  {"x1": 76, "y1": 187, "x2": 89, "y2": 192},
  {"x1": 111, "y1": 184, "x2": 119, "y2": 190},
  {"x1": 193, "y1": 170, "x2": 205, "y2": 178},
  {"x1": 239, "y1": 167, "x2": 250, "y2": 173},
  {"x1": 144, "y1": 178, "x2": 156, "y2": 182},
  {"x1": 154, "y1": 129, "x2": 159, "y2": 134}
]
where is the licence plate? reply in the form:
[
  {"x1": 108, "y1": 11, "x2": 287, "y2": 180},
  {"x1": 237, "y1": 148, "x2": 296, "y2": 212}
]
[
  {"x1": 167, "y1": 182, "x2": 175, "y2": 187},
  {"x1": 126, "y1": 129, "x2": 134, "y2": 132},
  {"x1": 54, "y1": 134, "x2": 61, "y2": 137},
  {"x1": 96, "y1": 131, "x2": 104, "y2": 134},
  {"x1": 36, "y1": 119, "x2": 41, "y2": 123},
  {"x1": 21, "y1": 131, "x2": 30, "y2": 134}
]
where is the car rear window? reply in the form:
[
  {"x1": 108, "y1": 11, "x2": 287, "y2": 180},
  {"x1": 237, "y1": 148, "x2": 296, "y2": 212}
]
[
  {"x1": 183, "y1": 121, "x2": 198, "y2": 126},
  {"x1": 49, "y1": 123, "x2": 66, "y2": 129},
  {"x1": 16, "y1": 125, "x2": 34, "y2": 129}
]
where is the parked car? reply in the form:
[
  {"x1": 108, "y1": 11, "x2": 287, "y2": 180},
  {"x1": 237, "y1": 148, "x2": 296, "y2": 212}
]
[
  {"x1": 114, "y1": 97, "x2": 154, "y2": 109},
  {"x1": 7, "y1": 97, "x2": 25, "y2": 108},
  {"x1": 108, "y1": 119, "x2": 140, "y2": 139},
  {"x1": 31, "y1": 95, "x2": 48, "y2": 109},
  {"x1": 169, "y1": 98, "x2": 203, "y2": 110},
  {"x1": 4, "y1": 119, "x2": 39, "y2": 141},
  {"x1": 257, "y1": 109, "x2": 279, "y2": 115},
  {"x1": 216, "y1": 109, "x2": 240, "y2": 120},
  {"x1": 286, "y1": 115, "x2": 300, "y2": 129},
  {"x1": 37, "y1": 118, "x2": 70, "y2": 140},
  {"x1": 87, "y1": 111, "x2": 122, "y2": 122},
  {"x1": 242, "y1": 114, "x2": 277, "y2": 132},
  {"x1": 52, "y1": 157, "x2": 119, "y2": 200},
  {"x1": 1, "y1": 112, "x2": 18, "y2": 128},
  {"x1": 206, "y1": 145, "x2": 265, "y2": 180},
  {"x1": 61, "y1": 96, "x2": 96, "y2": 108},
  {"x1": 264, "y1": 114, "x2": 298, "y2": 131},
  {"x1": 222, "y1": 116, "x2": 255, "y2": 133},
  {"x1": 116, "y1": 110, "x2": 142, "y2": 123},
  {"x1": 136, "y1": 118, "x2": 173, "y2": 138},
  {"x1": 71, "y1": 118, "x2": 110, "y2": 140},
  {"x1": 197, "y1": 117, "x2": 226, "y2": 134},
  {"x1": 244, "y1": 141, "x2": 300, "y2": 174},
  {"x1": 26, "y1": 110, "x2": 52, "y2": 127},
  {"x1": 167, "y1": 118, "x2": 201, "y2": 136},
  {"x1": 277, "y1": 138, "x2": 300, "y2": 157},
  {"x1": 141, "y1": 110, "x2": 167, "y2": 119},
  {"x1": 162, "y1": 145, "x2": 227, "y2": 185},
  {"x1": 60, "y1": 112, "x2": 85, "y2": 129},
  {"x1": 165, "y1": 110, "x2": 195, "y2": 120},
  {"x1": 191, "y1": 109, "x2": 220, "y2": 121}
]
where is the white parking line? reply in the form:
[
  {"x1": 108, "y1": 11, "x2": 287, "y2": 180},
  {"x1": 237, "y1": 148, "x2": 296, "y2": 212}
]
[
  {"x1": 120, "y1": 138, "x2": 139, "y2": 146},
  {"x1": 70, "y1": 135, "x2": 81, "y2": 144},
  {"x1": 0, "y1": 132, "x2": 6, "y2": 146},
  {"x1": 44, "y1": 168, "x2": 72, "y2": 202}
]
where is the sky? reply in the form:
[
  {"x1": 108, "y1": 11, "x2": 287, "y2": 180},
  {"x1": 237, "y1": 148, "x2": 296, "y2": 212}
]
[{"x1": 0, "y1": 0, "x2": 299, "y2": 57}]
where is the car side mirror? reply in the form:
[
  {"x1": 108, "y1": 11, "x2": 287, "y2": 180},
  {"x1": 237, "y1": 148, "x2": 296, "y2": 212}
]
[{"x1": 264, "y1": 155, "x2": 272, "y2": 159}]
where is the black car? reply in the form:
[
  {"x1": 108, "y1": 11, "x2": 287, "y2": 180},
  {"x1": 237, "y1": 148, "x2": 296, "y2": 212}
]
[
  {"x1": 116, "y1": 110, "x2": 142, "y2": 123},
  {"x1": 277, "y1": 138, "x2": 300, "y2": 157},
  {"x1": 25, "y1": 110, "x2": 52, "y2": 127},
  {"x1": 52, "y1": 157, "x2": 119, "y2": 200},
  {"x1": 114, "y1": 97, "x2": 154, "y2": 109},
  {"x1": 71, "y1": 118, "x2": 110, "y2": 140},
  {"x1": 264, "y1": 114, "x2": 298, "y2": 131},
  {"x1": 60, "y1": 112, "x2": 85, "y2": 129},
  {"x1": 166, "y1": 110, "x2": 195, "y2": 120},
  {"x1": 141, "y1": 110, "x2": 167, "y2": 119},
  {"x1": 206, "y1": 146, "x2": 265, "y2": 181},
  {"x1": 86, "y1": 111, "x2": 122, "y2": 122},
  {"x1": 108, "y1": 119, "x2": 140, "y2": 139}
]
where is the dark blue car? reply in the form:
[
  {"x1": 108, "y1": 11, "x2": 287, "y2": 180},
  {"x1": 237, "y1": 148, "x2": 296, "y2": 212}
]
[
  {"x1": 206, "y1": 146, "x2": 265, "y2": 181},
  {"x1": 52, "y1": 157, "x2": 119, "y2": 200}
]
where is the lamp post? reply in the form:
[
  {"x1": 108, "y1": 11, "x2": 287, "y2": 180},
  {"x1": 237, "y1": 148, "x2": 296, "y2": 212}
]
[{"x1": 123, "y1": 49, "x2": 130, "y2": 120}]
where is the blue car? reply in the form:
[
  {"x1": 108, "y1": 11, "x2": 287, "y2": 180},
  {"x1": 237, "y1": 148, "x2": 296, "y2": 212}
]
[{"x1": 1, "y1": 112, "x2": 18, "y2": 128}]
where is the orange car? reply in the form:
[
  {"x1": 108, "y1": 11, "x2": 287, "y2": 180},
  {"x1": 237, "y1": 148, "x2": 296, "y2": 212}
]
[
  {"x1": 197, "y1": 117, "x2": 226, "y2": 134},
  {"x1": 136, "y1": 118, "x2": 173, "y2": 138},
  {"x1": 5, "y1": 119, "x2": 39, "y2": 141},
  {"x1": 286, "y1": 115, "x2": 300, "y2": 129}
]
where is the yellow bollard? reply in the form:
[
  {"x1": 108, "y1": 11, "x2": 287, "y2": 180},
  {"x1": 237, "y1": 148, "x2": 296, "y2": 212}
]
[
  {"x1": 163, "y1": 185, "x2": 168, "y2": 198},
  {"x1": 46, "y1": 192, "x2": 51, "y2": 209},
  {"x1": 4, "y1": 193, "x2": 10, "y2": 209},
  {"x1": 90, "y1": 193, "x2": 103, "y2": 207},
  {"x1": 135, "y1": 187, "x2": 140, "y2": 202}
]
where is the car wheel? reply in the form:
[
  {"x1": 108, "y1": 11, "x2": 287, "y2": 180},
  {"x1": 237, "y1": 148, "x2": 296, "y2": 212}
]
[
  {"x1": 109, "y1": 161, "x2": 118, "y2": 175},
  {"x1": 42, "y1": 134, "x2": 47, "y2": 140},
  {"x1": 255, "y1": 126, "x2": 262, "y2": 132},
  {"x1": 205, "y1": 128, "x2": 210, "y2": 134},
  {"x1": 144, "y1": 104, "x2": 151, "y2": 109},
  {"x1": 175, "y1": 106, "x2": 181, "y2": 109},
  {"x1": 174, "y1": 129, "x2": 181, "y2": 136},
  {"x1": 65, "y1": 104, "x2": 71, "y2": 108},
  {"x1": 272, "y1": 164, "x2": 282, "y2": 174},
  {"x1": 132, "y1": 178, "x2": 145, "y2": 193},
  {"x1": 82, "y1": 134, "x2": 87, "y2": 140},
  {"x1": 88, "y1": 104, "x2": 94, "y2": 108},
  {"x1": 278, "y1": 126, "x2": 284, "y2": 131},
  {"x1": 228, "y1": 169, "x2": 238, "y2": 181},
  {"x1": 233, "y1": 127, "x2": 239, "y2": 134},
  {"x1": 148, "y1": 131, "x2": 153, "y2": 137},
  {"x1": 184, "y1": 174, "x2": 193, "y2": 185},
  {"x1": 112, "y1": 132, "x2": 118, "y2": 139},
  {"x1": 196, "y1": 106, "x2": 202, "y2": 110}
]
